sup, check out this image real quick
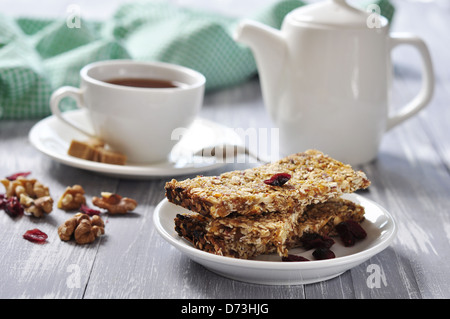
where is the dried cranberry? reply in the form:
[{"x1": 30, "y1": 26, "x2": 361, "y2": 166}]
[
  {"x1": 0, "y1": 194, "x2": 5, "y2": 209},
  {"x1": 282, "y1": 254, "x2": 310, "y2": 262},
  {"x1": 6, "y1": 171, "x2": 31, "y2": 181},
  {"x1": 300, "y1": 233, "x2": 335, "y2": 250},
  {"x1": 336, "y1": 222, "x2": 356, "y2": 247},
  {"x1": 23, "y1": 229, "x2": 48, "y2": 244},
  {"x1": 344, "y1": 220, "x2": 367, "y2": 239},
  {"x1": 264, "y1": 173, "x2": 291, "y2": 186},
  {"x1": 80, "y1": 204, "x2": 101, "y2": 216},
  {"x1": 2, "y1": 196, "x2": 24, "y2": 218},
  {"x1": 336, "y1": 220, "x2": 367, "y2": 247},
  {"x1": 312, "y1": 248, "x2": 335, "y2": 260}
]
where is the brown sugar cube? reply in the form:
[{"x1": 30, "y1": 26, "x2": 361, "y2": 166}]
[
  {"x1": 67, "y1": 140, "x2": 95, "y2": 160},
  {"x1": 91, "y1": 147, "x2": 102, "y2": 162},
  {"x1": 96, "y1": 148, "x2": 127, "y2": 165},
  {"x1": 67, "y1": 138, "x2": 126, "y2": 165},
  {"x1": 67, "y1": 138, "x2": 105, "y2": 160}
]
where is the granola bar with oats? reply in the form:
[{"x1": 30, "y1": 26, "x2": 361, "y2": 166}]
[
  {"x1": 165, "y1": 150, "x2": 370, "y2": 219},
  {"x1": 174, "y1": 198, "x2": 365, "y2": 259}
]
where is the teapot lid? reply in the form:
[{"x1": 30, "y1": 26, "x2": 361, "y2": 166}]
[{"x1": 288, "y1": 0, "x2": 388, "y2": 28}]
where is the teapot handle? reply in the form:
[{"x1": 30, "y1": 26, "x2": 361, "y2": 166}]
[{"x1": 386, "y1": 33, "x2": 434, "y2": 131}]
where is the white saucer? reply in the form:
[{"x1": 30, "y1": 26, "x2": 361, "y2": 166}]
[
  {"x1": 29, "y1": 109, "x2": 243, "y2": 179},
  {"x1": 153, "y1": 193, "x2": 397, "y2": 285}
]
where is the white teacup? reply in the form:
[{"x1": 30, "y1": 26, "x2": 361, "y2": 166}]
[{"x1": 50, "y1": 60, "x2": 205, "y2": 164}]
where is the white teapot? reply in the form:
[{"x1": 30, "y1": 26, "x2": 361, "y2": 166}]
[{"x1": 235, "y1": 0, "x2": 434, "y2": 165}]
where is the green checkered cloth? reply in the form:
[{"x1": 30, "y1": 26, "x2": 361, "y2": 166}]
[{"x1": 0, "y1": 0, "x2": 394, "y2": 120}]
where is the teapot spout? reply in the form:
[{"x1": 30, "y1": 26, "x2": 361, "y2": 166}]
[{"x1": 235, "y1": 20, "x2": 286, "y2": 114}]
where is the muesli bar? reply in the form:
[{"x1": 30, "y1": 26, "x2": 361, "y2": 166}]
[
  {"x1": 174, "y1": 198, "x2": 365, "y2": 259},
  {"x1": 166, "y1": 150, "x2": 370, "y2": 219}
]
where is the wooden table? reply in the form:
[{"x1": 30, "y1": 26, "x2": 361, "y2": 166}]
[{"x1": 1, "y1": 0, "x2": 449, "y2": 301}]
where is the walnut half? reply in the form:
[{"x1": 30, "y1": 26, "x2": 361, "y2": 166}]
[
  {"x1": 1, "y1": 176, "x2": 53, "y2": 217},
  {"x1": 57, "y1": 185, "x2": 86, "y2": 211},
  {"x1": 1, "y1": 176, "x2": 50, "y2": 199},
  {"x1": 58, "y1": 213, "x2": 105, "y2": 245},
  {"x1": 92, "y1": 192, "x2": 137, "y2": 214},
  {"x1": 19, "y1": 194, "x2": 53, "y2": 218}
]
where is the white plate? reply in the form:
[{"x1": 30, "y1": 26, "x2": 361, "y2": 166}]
[
  {"x1": 29, "y1": 109, "x2": 243, "y2": 179},
  {"x1": 153, "y1": 193, "x2": 397, "y2": 285}
]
